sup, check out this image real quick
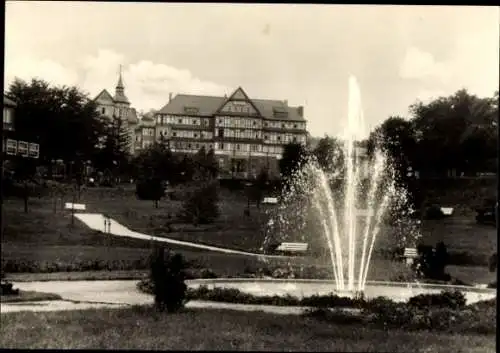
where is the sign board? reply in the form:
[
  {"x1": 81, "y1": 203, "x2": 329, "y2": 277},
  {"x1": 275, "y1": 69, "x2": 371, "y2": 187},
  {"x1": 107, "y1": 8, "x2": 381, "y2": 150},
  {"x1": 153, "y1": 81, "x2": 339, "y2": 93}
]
[
  {"x1": 28, "y1": 143, "x2": 40, "y2": 159},
  {"x1": 3, "y1": 139, "x2": 40, "y2": 158},
  {"x1": 6, "y1": 139, "x2": 17, "y2": 155},
  {"x1": 64, "y1": 203, "x2": 86, "y2": 211},
  {"x1": 17, "y1": 141, "x2": 29, "y2": 157}
]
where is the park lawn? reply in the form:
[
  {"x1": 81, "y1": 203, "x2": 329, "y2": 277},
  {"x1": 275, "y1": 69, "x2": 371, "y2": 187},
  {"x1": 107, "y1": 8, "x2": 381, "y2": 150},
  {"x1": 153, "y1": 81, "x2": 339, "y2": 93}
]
[
  {"x1": 4, "y1": 270, "x2": 149, "y2": 282},
  {"x1": 81, "y1": 186, "x2": 270, "y2": 252},
  {"x1": 0, "y1": 306, "x2": 494, "y2": 352},
  {"x1": 2, "y1": 187, "x2": 495, "y2": 285},
  {"x1": 0, "y1": 290, "x2": 62, "y2": 303}
]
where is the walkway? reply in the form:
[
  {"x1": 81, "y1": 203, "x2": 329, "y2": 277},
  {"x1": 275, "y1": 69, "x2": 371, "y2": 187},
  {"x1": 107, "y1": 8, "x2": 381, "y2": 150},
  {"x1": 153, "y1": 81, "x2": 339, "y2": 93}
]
[
  {"x1": 75, "y1": 213, "x2": 288, "y2": 259},
  {"x1": 0, "y1": 280, "x2": 308, "y2": 315}
]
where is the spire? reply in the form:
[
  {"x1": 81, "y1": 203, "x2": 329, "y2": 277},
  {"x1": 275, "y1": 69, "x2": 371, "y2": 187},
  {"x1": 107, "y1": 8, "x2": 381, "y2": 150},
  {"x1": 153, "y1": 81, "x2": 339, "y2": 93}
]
[
  {"x1": 116, "y1": 65, "x2": 124, "y2": 89},
  {"x1": 114, "y1": 64, "x2": 129, "y2": 105}
]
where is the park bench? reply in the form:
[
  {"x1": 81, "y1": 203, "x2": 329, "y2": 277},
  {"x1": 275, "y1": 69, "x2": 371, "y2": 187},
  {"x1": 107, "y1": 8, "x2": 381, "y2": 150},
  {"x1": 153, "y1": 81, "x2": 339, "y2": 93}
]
[
  {"x1": 440, "y1": 207, "x2": 454, "y2": 216},
  {"x1": 64, "y1": 203, "x2": 86, "y2": 211},
  {"x1": 275, "y1": 242, "x2": 309, "y2": 255},
  {"x1": 262, "y1": 197, "x2": 278, "y2": 205},
  {"x1": 403, "y1": 247, "x2": 418, "y2": 265}
]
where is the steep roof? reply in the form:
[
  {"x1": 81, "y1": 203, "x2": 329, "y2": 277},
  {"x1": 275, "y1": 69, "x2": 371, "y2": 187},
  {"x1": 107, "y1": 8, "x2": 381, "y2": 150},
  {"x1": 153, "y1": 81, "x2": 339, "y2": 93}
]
[
  {"x1": 3, "y1": 94, "x2": 17, "y2": 107},
  {"x1": 94, "y1": 89, "x2": 114, "y2": 103},
  {"x1": 128, "y1": 108, "x2": 139, "y2": 124},
  {"x1": 157, "y1": 88, "x2": 305, "y2": 121}
]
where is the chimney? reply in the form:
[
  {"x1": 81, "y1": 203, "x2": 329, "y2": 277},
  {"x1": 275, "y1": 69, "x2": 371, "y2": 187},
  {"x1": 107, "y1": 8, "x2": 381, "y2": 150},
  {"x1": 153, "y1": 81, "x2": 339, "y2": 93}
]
[
  {"x1": 283, "y1": 100, "x2": 288, "y2": 106},
  {"x1": 224, "y1": 93, "x2": 228, "y2": 98},
  {"x1": 297, "y1": 106, "x2": 304, "y2": 117},
  {"x1": 169, "y1": 93, "x2": 173, "y2": 102}
]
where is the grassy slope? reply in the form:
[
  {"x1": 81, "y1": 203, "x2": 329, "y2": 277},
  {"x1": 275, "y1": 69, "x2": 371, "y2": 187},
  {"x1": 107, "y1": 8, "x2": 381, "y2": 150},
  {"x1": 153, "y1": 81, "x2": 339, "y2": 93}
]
[
  {"x1": 0, "y1": 306, "x2": 494, "y2": 352},
  {"x1": 1, "y1": 184, "x2": 496, "y2": 283},
  {"x1": 1, "y1": 290, "x2": 62, "y2": 303}
]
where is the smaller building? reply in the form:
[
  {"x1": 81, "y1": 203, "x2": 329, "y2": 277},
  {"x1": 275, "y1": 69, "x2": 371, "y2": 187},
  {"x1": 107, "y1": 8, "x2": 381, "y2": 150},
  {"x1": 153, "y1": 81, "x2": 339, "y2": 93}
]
[
  {"x1": 93, "y1": 68, "x2": 140, "y2": 155},
  {"x1": 3, "y1": 94, "x2": 16, "y2": 133},
  {"x1": 3, "y1": 94, "x2": 16, "y2": 155},
  {"x1": 134, "y1": 111, "x2": 157, "y2": 152}
]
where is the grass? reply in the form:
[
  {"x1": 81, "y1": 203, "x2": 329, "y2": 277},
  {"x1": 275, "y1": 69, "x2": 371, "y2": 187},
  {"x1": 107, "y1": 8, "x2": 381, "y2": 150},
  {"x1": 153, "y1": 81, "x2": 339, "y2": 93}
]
[
  {"x1": 1, "y1": 290, "x2": 62, "y2": 303},
  {"x1": 5, "y1": 270, "x2": 149, "y2": 282},
  {"x1": 0, "y1": 306, "x2": 494, "y2": 351},
  {"x1": 1, "y1": 184, "x2": 496, "y2": 284}
]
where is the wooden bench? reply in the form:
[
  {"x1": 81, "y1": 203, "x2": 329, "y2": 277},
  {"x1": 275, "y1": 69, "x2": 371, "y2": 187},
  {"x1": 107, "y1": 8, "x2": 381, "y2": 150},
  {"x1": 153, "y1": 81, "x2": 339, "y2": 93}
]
[
  {"x1": 64, "y1": 203, "x2": 86, "y2": 211},
  {"x1": 275, "y1": 242, "x2": 309, "y2": 255},
  {"x1": 262, "y1": 197, "x2": 278, "y2": 205},
  {"x1": 403, "y1": 247, "x2": 418, "y2": 265}
]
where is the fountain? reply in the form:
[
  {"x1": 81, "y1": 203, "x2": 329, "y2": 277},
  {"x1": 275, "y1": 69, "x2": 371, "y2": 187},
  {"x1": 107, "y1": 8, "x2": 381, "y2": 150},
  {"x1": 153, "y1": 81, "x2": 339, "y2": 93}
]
[
  {"x1": 306, "y1": 75, "x2": 398, "y2": 294},
  {"x1": 192, "y1": 75, "x2": 496, "y2": 306}
]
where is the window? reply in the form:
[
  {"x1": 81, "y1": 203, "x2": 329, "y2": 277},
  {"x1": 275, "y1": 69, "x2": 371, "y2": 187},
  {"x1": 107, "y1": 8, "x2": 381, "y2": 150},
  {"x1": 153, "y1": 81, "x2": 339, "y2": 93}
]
[
  {"x1": 293, "y1": 137, "x2": 297, "y2": 142},
  {"x1": 218, "y1": 128, "x2": 224, "y2": 138},
  {"x1": 220, "y1": 143, "x2": 224, "y2": 150},
  {"x1": 293, "y1": 124, "x2": 297, "y2": 128},
  {"x1": 264, "y1": 122, "x2": 268, "y2": 127},
  {"x1": 188, "y1": 143, "x2": 192, "y2": 149},
  {"x1": 101, "y1": 107, "x2": 106, "y2": 114},
  {"x1": 236, "y1": 144, "x2": 240, "y2": 150},
  {"x1": 194, "y1": 133, "x2": 198, "y2": 138},
  {"x1": 172, "y1": 132, "x2": 177, "y2": 137},
  {"x1": 195, "y1": 143, "x2": 199, "y2": 149},
  {"x1": 193, "y1": 120, "x2": 198, "y2": 125},
  {"x1": 277, "y1": 136, "x2": 281, "y2": 141},
  {"x1": 264, "y1": 135, "x2": 268, "y2": 140},
  {"x1": 209, "y1": 144, "x2": 213, "y2": 149},
  {"x1": 178, "y1": 118, "x2": 182, "y2": 124}
]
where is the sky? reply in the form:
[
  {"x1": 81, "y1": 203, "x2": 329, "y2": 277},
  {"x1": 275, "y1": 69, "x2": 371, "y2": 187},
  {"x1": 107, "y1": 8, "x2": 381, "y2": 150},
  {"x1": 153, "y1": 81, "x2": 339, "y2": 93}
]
[{"x1": 4, "y1": 2, "x2": 499, "y2": 138}]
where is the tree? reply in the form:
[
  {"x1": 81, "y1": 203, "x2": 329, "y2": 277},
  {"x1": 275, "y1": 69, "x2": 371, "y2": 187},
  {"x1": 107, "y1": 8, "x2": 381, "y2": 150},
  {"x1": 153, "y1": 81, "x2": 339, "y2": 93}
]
[
  {"x1": 179, "y1": 182, "x2": 219, "y2": 225},
  {"x1": 12, "y1": 155, "x2": 38, "y2": 213},
  {"x1": 94, "y1": 116, "x2": 131, "y2": 177},
  {"x1": 205, "y1": 148, "x2": 219, "y2": 179},
  {"x1": 8, "y1": 78, "x2": 104, "y2": 175},
  {"x1": 149, "y1": 247, "x2": 188, "y2": 312},
  {"x1": 251, "y1": 168, "x2": 270, "y2": 209},
  {"x1": 489, "y1": 252, "x2": 497, "y2": 273},
  {"x1": 279, "y1": 142, "x2": 308, "y2": 181},
  {"x1": 409, "y1": 89, "x2": 497, "y2": 176},
  {"x1": 132, "y1": 143, "x2": 177, "y2": 184},
  {"x1": 136, "y1": 177, "x2": 165, "y2": 208},
  {"x1": 312, "y1": 135, "x2": 344, "y2": 177},
  {"x1": 367, "y1": 116, "x2": 417, "y2": 176}
]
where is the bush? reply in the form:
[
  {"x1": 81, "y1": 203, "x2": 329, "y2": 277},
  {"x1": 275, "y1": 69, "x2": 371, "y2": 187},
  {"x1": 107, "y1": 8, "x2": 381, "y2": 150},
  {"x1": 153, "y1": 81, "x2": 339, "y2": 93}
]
[
  {"x1": 425, "y1": 205, "x2": 445, "y2": 220},
  {"x1": 0, "y1": 281, "x2": 20, "y2": 295},
  {"x1": 179, "y1": 182, "x2": 220, "y2": 225},
  {"x1": 414, "y1": 242, "x2": 451, "y2": 281},
  {"x1": 149, "y1": 247, "x2": 188, "y2": 312},
  {"x1": 407, "y1": 290, "x2": 466, "y2": 310},
  {"x1": 136, "y1": 178, "x2": 164, "y2": 201}
]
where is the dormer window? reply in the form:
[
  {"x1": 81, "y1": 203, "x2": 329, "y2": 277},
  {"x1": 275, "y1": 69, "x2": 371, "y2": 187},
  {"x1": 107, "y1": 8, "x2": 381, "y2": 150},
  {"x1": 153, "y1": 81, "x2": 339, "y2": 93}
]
[{"x1": 184, "y1": 106, "x2": 199, "y2": 114}]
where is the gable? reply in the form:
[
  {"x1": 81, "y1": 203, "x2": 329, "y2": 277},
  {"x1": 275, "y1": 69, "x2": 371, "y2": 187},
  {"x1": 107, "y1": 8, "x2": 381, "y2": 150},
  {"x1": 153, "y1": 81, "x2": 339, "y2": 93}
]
[
  {"x1": 94, "y1": 89, "x2": 114, "y2": 103},
  {"x1": 231, "y1": 88, "x2": 247, "y2": 100},
  {"x1": 219, "y1": 100, "x2": 258, "y2": 115},
  {"x1": 216, "y1": 87, "x2": 261, "y2": 116}
]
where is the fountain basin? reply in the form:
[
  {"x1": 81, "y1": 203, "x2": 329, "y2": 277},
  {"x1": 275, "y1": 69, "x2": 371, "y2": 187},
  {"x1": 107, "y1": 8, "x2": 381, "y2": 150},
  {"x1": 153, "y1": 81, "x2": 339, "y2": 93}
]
[{"x1": 186, "y1": 279, "x2": 496, "y2": 305}]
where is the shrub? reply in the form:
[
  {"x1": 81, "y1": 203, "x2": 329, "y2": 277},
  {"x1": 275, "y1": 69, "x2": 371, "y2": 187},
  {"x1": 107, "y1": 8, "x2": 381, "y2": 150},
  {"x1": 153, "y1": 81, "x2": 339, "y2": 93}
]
[
  {"x1": 425, "y1": 205, "x2": 445, "y2": 220},
  {"x1": 179, "y1": 182, "x2": 220, "y2": 225},
  {"x1": 136, "y1": 178, "x2": 164, "y2": 202},
  {"x1": 414, "y1": 242, "x2": 451, "y2": 281},
  {"x1": 408, "y1": 290, "x2": 466, "y2": 310},
  {"x1": 0, "y1": 281, "x2": 20, "y2": 295},
  {"x1": 149, "y1": 247, "x2": 188, "y2": 312}
]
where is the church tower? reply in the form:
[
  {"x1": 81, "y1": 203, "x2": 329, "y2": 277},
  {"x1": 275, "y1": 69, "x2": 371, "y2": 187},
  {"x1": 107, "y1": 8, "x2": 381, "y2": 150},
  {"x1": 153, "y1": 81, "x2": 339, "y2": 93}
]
[{"x1": 114, "y1": 65, "x2": 130, "y2": 107}]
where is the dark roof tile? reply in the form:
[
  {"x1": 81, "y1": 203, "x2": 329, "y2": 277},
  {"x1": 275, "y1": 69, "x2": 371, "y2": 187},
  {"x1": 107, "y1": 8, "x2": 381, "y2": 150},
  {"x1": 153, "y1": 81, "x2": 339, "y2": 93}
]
[{"x1": 157, "y1": 89, "x2": 305, "y2": 122}]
